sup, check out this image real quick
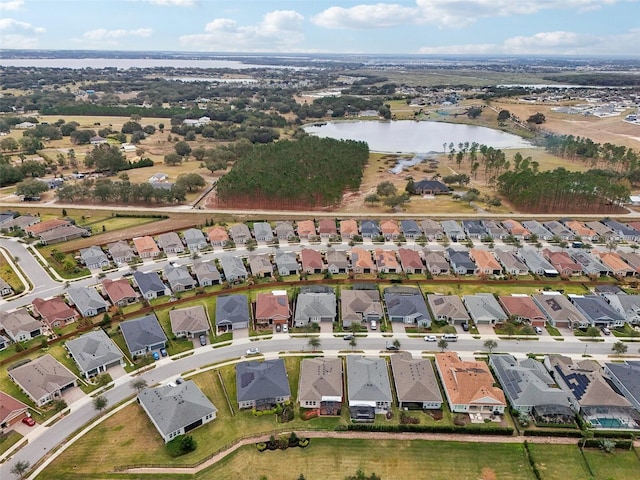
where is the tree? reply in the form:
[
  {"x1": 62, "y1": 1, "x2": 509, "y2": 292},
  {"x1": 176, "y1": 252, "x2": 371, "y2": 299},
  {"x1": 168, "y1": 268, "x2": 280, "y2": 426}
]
[
  {"x1": 176, "y1": 173, "x2": 206, "y2": 192},
  {"x1": 376, "y1": 181, "x2": 397, "y2": 197},
  {"x1": 349, "y1": 336, "x2": 357, "y2": 351},
  {"x1": 164, "y1": 153, "x2": 183, "y2": 165},
  {"x1": 364, "y1": 193, "x2": 380, "y2": 205},
  {"x1": 612, "y1": 341, "x2": 628, "y2": 355},
  {"x1": 383, "y1": 193, "x2": 410, "y2": 210},
  {"x1": 174, "y1": 140, "x2": 192, "y2": 158},
  {"x1": 392, "y1": 339, "x2": 401, "y2": 349},
  {"x1": 93, "y1": 395, "x2": 108, "y2": 414},
  {"x1": 585, "y1": 326, "x2": 600, "y2": 339},
  {"x1": 121, "y1": 121, "x2": 143, "y2": 134},
  {"x1": 497, "y1": 110, "x2": 511, "y2": 122},
  {"x1": 503, "y1": 322, "x2": 517, "y2": 337},
  {"x1": 10, "y1": 460, "x2": 30, "y2": 479},
  {"x1": 467, "y1": 106, "x2": 483, "y2": 118},
  {"x1": 85, "y1": 144, "x2": 127, "y2": 174},
  {"x1": 527, "y1": 112, "x2": 546, "y2": 124},
  {"x1": 0, "y1": 137, "x2": 19, "y2": 151},
  {"x1": 308, "y1": 336, "x2": 321, "y2": 351},
  {"x1": 16, "y1": 178, "x2": 48, "y2": 198},
  {"x1": 132, "y1": 379, "x2": 148, "y2": 393},
  {"x1": 405, "y1": 177, "x2": 416, "y2": 195},
  {"x1": 437, "y1": 339, "x2": 449, "y2": 352},
  {"x1": 484, "y1": 339, "x2": 498, "y2": 354},
  {"x1": 180, "y1": 435, "x2": 197, "y2": 453}
]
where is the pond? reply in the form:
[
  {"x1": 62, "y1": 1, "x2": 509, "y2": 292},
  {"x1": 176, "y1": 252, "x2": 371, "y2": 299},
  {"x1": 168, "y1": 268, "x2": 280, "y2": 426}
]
[{"x1": 303, "y1": 120, "x2": 531, "y2": 154}]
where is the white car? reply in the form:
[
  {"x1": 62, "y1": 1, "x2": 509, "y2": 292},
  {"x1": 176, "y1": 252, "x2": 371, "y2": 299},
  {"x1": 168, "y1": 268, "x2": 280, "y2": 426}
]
[
  {"x1": 424, "y1": 335, "x2": 437, "y2": 342},
  {"x1": 282, "y1": 324, "x2": 289, "y2": 333},
  {"x1": 246, "y1": 347, "x2": 260, "y2": 355}
]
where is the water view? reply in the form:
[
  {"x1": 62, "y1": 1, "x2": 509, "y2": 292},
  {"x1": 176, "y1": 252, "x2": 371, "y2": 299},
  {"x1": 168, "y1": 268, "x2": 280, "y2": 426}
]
[
  {"x1": 0, "y1": 58, "x2": 301, "y2": 70},
  {"x1": 303, "y1": 120, "x2": 532, "y2": 154}
]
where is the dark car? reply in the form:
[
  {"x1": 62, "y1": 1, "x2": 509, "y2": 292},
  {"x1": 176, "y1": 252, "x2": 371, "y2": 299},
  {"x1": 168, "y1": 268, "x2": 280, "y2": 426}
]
[
  {"x1": 461, "y1": 322, "x2": 469, "y2": 332},
  {"x1": 160, "y1": 348, "x2": 168, "y2": 357},
  {"x1": 343, "y1": 334, "x2": 354, "y2": 341},
  {"x1": 175, "y1": 378, "x2": 184, "y2": 385},
  {"x1": 199, "y1": 334, "x2": 207, "y2": 346}
]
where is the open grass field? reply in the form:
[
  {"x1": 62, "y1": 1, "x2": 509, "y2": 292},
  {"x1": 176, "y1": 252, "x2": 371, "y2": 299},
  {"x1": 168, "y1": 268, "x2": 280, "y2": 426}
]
[
  {"x1": 581, "y1": 448, "x2": 640, "y2": 480},
  {"x1": 419, "y1": 281, "x2": 591, "y2": 297},
  {"x1": 527, "y1": 444, "x2": 591, "y2": 480}
]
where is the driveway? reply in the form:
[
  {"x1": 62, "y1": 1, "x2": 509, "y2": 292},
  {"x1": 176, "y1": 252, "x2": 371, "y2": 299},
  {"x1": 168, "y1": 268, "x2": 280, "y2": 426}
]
[
  {"x1": 475, "y1": 323, "x2": 495, "y2": 336},
  {"x1": 232, "y1": 328, "x2": 249, "y2": 341},
  {"x1": 391, "y1": 322, "x2": 406, "y2": 335},
  {"x1": 320, "y1": 321, "x2": 333, "y2": 335},
  {"x1": 62, "y1": 386, "x2": 86, "y2": 405},
  {"x1": 107, "y1": 364, "x2": 127, "y2": 380}
]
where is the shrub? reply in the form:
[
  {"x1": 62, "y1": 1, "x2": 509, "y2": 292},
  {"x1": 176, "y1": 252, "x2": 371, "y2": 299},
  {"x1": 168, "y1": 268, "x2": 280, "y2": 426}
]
[
  {"x1": 299, "y1": 438, "x2": 310, "y2": 448},
  {"x1": 256, "y1": 442, "x2": 267, "y2": 452}
]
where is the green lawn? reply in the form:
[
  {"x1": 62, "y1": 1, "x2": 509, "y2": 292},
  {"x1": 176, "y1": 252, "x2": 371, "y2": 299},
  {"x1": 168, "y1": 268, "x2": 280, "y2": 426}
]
[
  {"x1": 582, "y1": 448, "x2": 640, "y2": 480},
  {"x1": 527, "y1": 444, "x2": 591, "y2": 480},
  {"x1": 0, "y1": 431, "x2": 23, "y2": 456}
]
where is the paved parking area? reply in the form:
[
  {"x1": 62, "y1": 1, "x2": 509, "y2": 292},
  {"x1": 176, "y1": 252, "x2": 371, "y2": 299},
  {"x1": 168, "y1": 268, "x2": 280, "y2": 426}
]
[{"x1": 108, "y1": 364, "x2": 127, "y2": 380}]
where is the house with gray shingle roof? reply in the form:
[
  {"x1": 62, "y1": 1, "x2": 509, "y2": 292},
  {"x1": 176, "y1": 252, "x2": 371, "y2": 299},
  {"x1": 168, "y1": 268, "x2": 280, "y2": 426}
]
[
  {"x1": 67, "y1": 286, "x2": 109, "y2": 318},
  {"x1": 248, "y1": 254, "x2": 274, "y2": 278},
  {"x1": 275, "y1": 221, "x2": 296, "y2": 240},
  {"x1": 522, "y1": 221, "x2": 554, "y2": 241},
  {"x1": 446, "y1": 248, "x2": 477, "y2": 275},
  {"x1": 298, "y1": 357, "x2": 343, "y2": 414},
  {"x1": 423, "y1": 249, "x2": 449, "y2": 275},
  {"x1": 533, "y1": 293, "x2": 589, "y2": 329},
  {"x1": 229, "y1": 223, "x2": 252, "y2": 244},
  {"x1": 107, "y1": 240, "x2": 136, "y2": 266},
  {"x1": 347, "y1": 356, "x2": 392, "y2": 420},
  {"x1": 8, "y1": 354, "x2": 77, "y2": 407},
  {"x1": 495, "y1": 249, "x2": 529, "y2": 276},
  {"x1": 253, "y1": 222, "x2": 274, "y2": 242},
  {"x1": 390, "y1": 352, "x2": 443, "y2": 409},
  {"x1": 384, "y1": 286, "x2": 431, "y2": 327},
  {"x1": 183, "y1": 228, "x2": 208, "y2": 252},
  {"x1": 400, "y1": 220, "x2": 421, "y2": 239},
  {"x1": 170, "y1": 305, "x2": 210, "y2": 338},
  {"x1": 164, "y1": 264, "x2": 196, "y2": 292},
  {"x1": 585, "y1": 221, "x2": 618, "y2": 241},
  {"x1": 482, "y1": 220, "x2": 508, "y2": 239},
  {"x1": 326, "y1": 248, "x2": 349, "y2": 274},
  {"x1": 568, "y1": 249, "x2": 610, "y2": 276},
  {"x1": 236, "y1": 359, "x2": 291, "y2": 409},
  {"x1": 420, "y1": 219, "x2": 443, "y2": 241},
  {"x1": 0, "y1": 277, "x2": 13, "y2": 297},
  {"x1": 138, "y1": 381, "x2": 217, "y2": 443},
  {"x1": 360, "y1": 220, "x2": 380, "y2": 238},
  {"x1": 602, "y1": 293, "x2": 640, "y2": 326},
  {"x1": 192, "y1": 260, "x2": 221, "y2": 286},
  {"x1": 427, "y1": 294, "x2": 470, "y2": 325},
  {"x1": 463, "y1": 293, "x2": 507, "y2": 324},
  {"x1": 441, "y1": 220, "x2": 465, "y2": 242},
  {"x1": 79, "y1": 246, "x2": 110, "y2": 270},
  {"x1": 157, "y1": 232, "x2": 184, "y2": 254},
  {"x1": 133, "y1": 271, "x2": 167, "y2": 299},
  {"x1": 0, "y1": 310, "x2": 42, "y2": 342},
  {"x1": 219, "y1": 256, "x2": 248, "y2": 283},
  {"x1": 66, "y1": 329, "x2": 124, "y2": 379},
  {"x1": 517, "y1": 247, "x2": 559, "y2": 277},
  {"x1": 215, "y1": 294, "x2": 250, "y2": 331},
  {"x1": 120, "y1": 314, "x2": 167, "y2": 357},
  {"x1": 543, "y1": 221, "x2": 574, "y2": 241},
  {"x1": 294, "y1": 287, "x2": 337, "y2": 327},
  {"x1": 275, "y1": 250, "x2": 299, "y2": 276},
  {"x1": 600, "y1": 219, "x2": 640, "y2": 242},
  {"x1": 604, "y1": 361, "x2": 640, "y2": 411},
  {"x1": 462, "y1": 219, "x2": 487, "y2": 239},
  {"x1": 569, "y1": 294, "x2": 625, "y2": 327}
]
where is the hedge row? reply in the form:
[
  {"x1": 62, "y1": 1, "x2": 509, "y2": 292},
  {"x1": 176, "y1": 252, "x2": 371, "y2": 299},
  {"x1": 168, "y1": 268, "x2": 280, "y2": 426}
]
[
  {"x1": 524, "y1": 429, "x2": 583, "y2": 438},
  {"x1": 581, "y1": 438, "x2": 634, "y2": 449},
  {"x1": 345, "y1": 424, "x2": 514, "y2": 435},
  {"x1": 592, "y1": 430, "x2": 637, "y2": 439}
]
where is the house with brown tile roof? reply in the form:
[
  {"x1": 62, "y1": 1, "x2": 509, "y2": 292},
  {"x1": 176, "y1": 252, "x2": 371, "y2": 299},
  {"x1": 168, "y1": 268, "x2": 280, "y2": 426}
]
[
  {"x1": 32, "y1": 296, "x2": 79, "y2": 329},
  {"x1": 499, "y1": 295, "x2": 547, "y2": 327},
  {"x1": 469, "y1": 248, "x2": 501, "y2": 275},
  {"x1": 542, "y1": 248, "x2": 582, "y2": 276},
  {"x1": 102, "y1": 278, "x2": 138, "y2": 307},
  {"x1": 380, "y1": 220, "x2": 401, "y2": 240},
  {"x1": 39, "y1": 225, "x2": 88, "y2": 245},
  {"x1": 298, "y1": 357, "x2": 343, "y2": 414},
  {"x1": 502, "y1": 219, "x2": 530, "y2": 240},
  {"x1": 564, "y1": 221, "x2": 597, "y2": 241},
  {"x1": 494, "y1": 249, "x2": 529, "y2": 276},
  {"x1": 0, "y1": 310, "x2": 42, "y2": 342},
  {"x1": 318, "y1": 218, "x2": 337, "y2": 238},
  {"x1": 340, "y1": 219, "x2": 359, "y2": 239},
  {"x1": 427, "y1": 294, "x2": 470, "y2": 325},
  {"x1": 434, "y1": 352, "x2": 506, "y2": 414},
  {"x1": 533, "y1": 293, "x2": 589, "y2": 329},
  {"x1": 255, "y1": 291, "x2": 290, "y2": 326},
  {"x1": 398, "y1": 248, "x2": 424, "y2": 274},
  {"x1": 618, "y1": 251, "x2": 640, "y2": 273},
  {"x1": 132, "y1": 236, "x2": 160, "y2": 258},
  {"x1": 374, "y1": 248, "x2": 401, "y2": 273},
  {"x1": 326, "y1": 248, "x2": 349, "y2": 274},
  {"x1": 206, "y1": 226, "x2": 229, "y2": 246},
  {"x1": 391, "y1": 352, "x2": 443, "y2": 409},
  {"x1": 300, "y1": 248, "x2": 324, "y2": 274},
  {"x1": 8, "y1": 354, "x2": 77, "y2": 407},
  {"x1": 24, "y1": 218, "x2": 70, "y2": 237},
  {"x1": 0, "y1": 391, "x2": 29, "y2": 427},
  {"x1": 107, "y1": 240, "x2": 136, "y2": 265},
  {"x1": 595, "y1": 251, "x2": 636, "y2": 277},
  {"x1": 351, "y1": 247, "x2": 376, "y2": 274},
  {"x1": 157, "y1": 232, "x2": 184, "y2": 254},
  {"x1": 169, "y1": 305, "x2": 210, "y2": 338},
  {"x1": 341, "y1": 288, "x2": 383, "y2": 329},
  {"x1": 423, "y1": 249, "x2": 450, "y2": 275},
  {"x1": 296, "y1": 220, "x2": 316, "y2": 239},
  {"x1": 248, "y1": 254, "x2": 274, "y2": 278},
  {"x1": 420, "y1": 219, "x2": 443, "y2": 241}
]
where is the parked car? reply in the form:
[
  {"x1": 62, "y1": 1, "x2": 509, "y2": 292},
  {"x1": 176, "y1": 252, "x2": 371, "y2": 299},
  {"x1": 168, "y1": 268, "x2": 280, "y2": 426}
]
[
  {"x1": 424, "y1": 335, "x2": 437, "y2": 342},
  {"x1": 601, "y1": 326, "x2": 611, "y2": 335},
  {"x1": 535, "y1": 326, "x2": 543, "y2": 335},
  {"x1": 175, "y1": 378, "x2": 184, "y2": 385},
  {"x1": 276, "y1": 324, "x2": 282, "y2": 332},
  {"x1": 461, "y1": 322, "x2": 469, "y2": 332},
  {"x1": 22, "y1": 416, "x2": 36, "y2": 427},
  {"x1": 343, "y1": 333, "x2": 354, "y2": 340},
  {"x1": 247, "y1": 347, "x2": 260, "y2": 355},
  {"x1": 152, "y1": 351, "x2": 160, "y2": 361},
  {"x1": 160, "y1": 348, "x2": 168, "y2": 357},
  {"x1": 282, "y1": 324, "x2": 288, "y2": 333},
  {"x1": 199, "y1": 334, "x2": 207, "y2": 346},
  {"x1": 386, "y1": 342, "x2": 399, "y2": 351}
]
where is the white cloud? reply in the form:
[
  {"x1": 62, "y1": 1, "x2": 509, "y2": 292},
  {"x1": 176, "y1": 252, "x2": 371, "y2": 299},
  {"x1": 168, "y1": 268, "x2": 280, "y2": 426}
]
[
  {"x1": 82, "y1": 28, "x2": 153, "y2": 41},
  {"x1": 313, "y1": 0, "x2": 634, "y2": 29},
  {"x1": 0, "y1": 0, "x2": 24, "y2": 11},
  {"x1": 145, "y1": 0, "x2": 197, "y2": 6},
  {"x1": 180, "y1": 10, "x2": 305, "y2": 52},
  {"x1": 0, "y1": 18, "x2": 45, "y2": 48}
]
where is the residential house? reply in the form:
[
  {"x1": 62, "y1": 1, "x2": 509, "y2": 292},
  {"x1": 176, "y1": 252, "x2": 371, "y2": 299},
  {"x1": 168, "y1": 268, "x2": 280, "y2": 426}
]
[
  {"x1": 107, "y1": 240, "x2": 136, "y2": 266},
  {"x1": 400, "y1": 220, "x2": 422, "y2": 239},
  {"x1": 0, "y1": 277, "x2": 14, "y2": 297},
  {"x1": 522, "y1": 221, "x2": 553, "y2": 241},
  {"x1": 229, "y1": 223, "x2": 251, "y2": 244},
  {"x1": 275, "y1": 250, "x2": 299, "y2": 276},
  {"x1": 420, "y1": 219, "x2": 444, "y2": 241},
  {"x1": 215, "y1": 294, "x2": 250, "y2": 331},
  {"x1": 462, "y1": 220, "x2": 488, "y2": 239},
  {"x1": 339, "y1": 219, "x2": 359, "y2": 239},
  {"x1": 413, "y1": 179, "x2": 449, "y2": 195},
  {"x1": 79, "y1": 246, "x2": 109, "y2": 270},
  {"x1": 236, "y1": 359, "x2": 291, "y2": 409},
  {"x1": 300, "y1": 248, "x2": 324, "y2": 274},
  {"x1": 341, "y1": 288, "x2": 383, "y2": 329},
  {"x1": 604, "y1": 361, "x2": 640, "y2": 411},
  {"x1": 564, "y1": 220, "x2": 597, "y2": 242},
  {"x1": 499, "y1": 295, "x2": 547, "y2": 327},
  {"x1": 183, "y1": 228, "x2": 208, "y2": 252},
  {"x1": 490, "y1": 354, "x2": 573, "y2": 419},
  {"x1": 253, "y1": 222, "x2": 274, "y2": 243},
  {"x1": 67, "y1": 286, "x2": 109, "y2": 318},
  {"x1": 157, "y1": 232, "x2": 184, "y2": 254},
  {"x1": 384, "y1": 286, "x2": 431, "y2": 327},
  {"x1": 294, "y1": 287, "x2": 337, "y2": 327},
  {"x1": 133, "y1": 271, "x2": 167, "y2": 299},
  {"x1": 585, "y1": 221, "x2": 618, "y2": 241},
  {"x1": 544, "y1": 355, "x2": 639, "y2": 429},
  {"x1": 435, "y1": 352, "x2": 506, "y2": 414},
  {"x1": 296, "y1": 220, "x2": 316, "y2": 239},
  {"x1": 275, "y1": 221, "x2": 296, "y2": 241},
  {"x1": 0, "y1": 214, "x2": 39, "y2": 233},
  {"x1": 38, "y1": 225, "x2": 88, "y2": 245},
  {"x1": 543, "y1": 221, "x2": 574, "y2": 241},
  {"x1": 347, "y1": 356, "x2": 393, "y2": 420},
  {"x1": 90, "y1": 135, "x2": 107, "y2": 145},
  {"x1": 380, "y1": 220, "x2": 401, "y2": 240},
  {"x1": 0, "y1": 391, "x2": 29, "y2": 428},
  {"x1": 618, "y1": 251, "x2": 640, "y2": 273},
  {"x1": 206, "y1": 226, "x2": 229, "y2": 246},
  {"x1": 543, "y1": 249, "x2": 582, "y2": 276},
  {"x1": 601, "y1": 219, "x2": 640, "y2": 242},
  {"x1": 164, "y1": 264, "x2": 196, "y2": 292},
  {"x1": 391, "y1": 352, "x2": 443, "y2": 410},
  {"x1": 8, "y1": 354, "x2": 77, "y2": 407},
  {"x1": 533, "y1": 293, "x2": 589, "y2": 329},
  {"x1": 170, "y1": 305, "x2": 210, "y2": 338},
  {"x1": 132, "y1": 236, "x2": 160, "y2": 259},
  {"x1": 602, "y1": 293, "x2": 640, "y2": 326},
  {"x1": 463, "y1": 293, "x2": 508, "y2": 325},
  {"x1": 192, "y1": 261, "x2": 221, "y2": 286},
  {"x1": 102, "y1": 278, "x2": 137, "y2": 307},
  {"x1": 427, "y1": 294, "x2": 470, "y2": 325},
  {"x1": 220, "y1": 256, "x2": 248, "y2": 283},
  {"x1": 360, "y1": 220, "x2": 380, "y2": 239},
  {"x1": 441, "y1": 220, "x2": 466, "y2": 242},
  {"x1": 318, "y1": 218, "x2": 337, "y2": 239},
  {"x1": 502, "y1": 219, "x2": 530, "y2": 240},
  {"x1": 423, "y1": 249, "x2": 450, "y2": 275},
  {"x1": 494, "y1": 249, "x2": 529, "y2": 276},
  {"x1": 32, "y1": 296, "x2": 78, "y2": 328},
  {"x1": 482, "y1": 220, "x2": 508, "y2": 239},
  {"x1": 0, "y1": 310, "x2": 41, "y2": 342},
  {"x1": 446, "y1": 248, "x2": 477, "y2": 275},
  {"x1": 374, "y1": 248, "x2": 400, "y2": 273},
  {"x1": 298, "y1": 357, "x2": 343, "y2": 414},
  {"x1": 24, "y1": 218, "x2": 70, "y2": 237},
  {"x1": 568, "y1": 249, "x2": 610, "y2": 276},
  {"x1": 569, "y1": 294, "x2": 625, "y2": 327},
  {"x1": 595, "y1": 251, "x2": 636, "y2": 277},
  {"x1": 517, "y1": 248, "x2": 559, "y2": 277},
  {"x1": 326, "y1": 248, "x2": 349, "y2": 274},
  {"x1": 469, "y1": 248, "x2": 501, "y2": 275},
  {"x1": 120, "y1": 314, "x2": 167, "y2": 357},
  {"x1": 398, "y1": 248, "x2": 424, "y2": 274},
  {"x1": 138, "y1": 381, "x2": 217, "y2": 443},
  {"x1": 0, "y1": 334, "x2": 8, "y2": 351},
  {"x1": 248, "y1": 254, "x2": 274, "y2": 278},
  {"x1": 255, "y1": 291, "x2": 290, "y2": 327},
  {"x1": 66, "y1": 329, "x2": 124, "y2": 379}
]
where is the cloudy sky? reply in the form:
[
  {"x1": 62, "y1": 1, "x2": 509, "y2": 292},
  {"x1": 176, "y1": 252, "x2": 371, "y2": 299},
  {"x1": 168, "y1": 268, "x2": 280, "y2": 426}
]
[{"x1": 1, "y1": 0, "x2": 639, "y2": 56}]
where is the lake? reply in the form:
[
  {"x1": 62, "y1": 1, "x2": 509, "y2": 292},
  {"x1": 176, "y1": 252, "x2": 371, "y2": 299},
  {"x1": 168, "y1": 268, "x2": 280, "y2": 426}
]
[
  {"x1": 0, "y1": 58, "x2": 301, "y2": 70},
  {"x1": 303, "y1": 120, "x2": 532, "y2": 154}
]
